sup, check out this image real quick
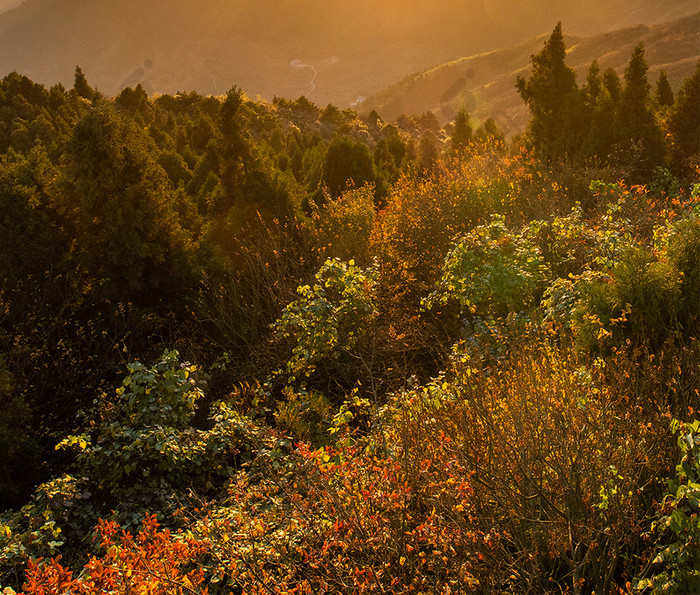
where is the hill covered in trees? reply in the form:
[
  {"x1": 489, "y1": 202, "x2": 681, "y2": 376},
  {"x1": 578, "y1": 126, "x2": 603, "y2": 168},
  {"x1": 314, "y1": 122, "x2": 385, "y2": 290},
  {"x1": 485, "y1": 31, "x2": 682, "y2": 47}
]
[
  {"x1": 0, "y1": 22, "x2": 699, "y2": 595},
  {"x1": 359, "y1": 11, "x2": 700, "y2": 131}
]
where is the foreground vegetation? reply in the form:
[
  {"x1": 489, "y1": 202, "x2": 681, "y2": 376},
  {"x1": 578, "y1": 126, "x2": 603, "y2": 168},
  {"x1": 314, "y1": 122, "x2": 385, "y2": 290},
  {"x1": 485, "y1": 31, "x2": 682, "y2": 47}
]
[{"x1": 0, "y1": 26, "x2": 699, "y2": 594}]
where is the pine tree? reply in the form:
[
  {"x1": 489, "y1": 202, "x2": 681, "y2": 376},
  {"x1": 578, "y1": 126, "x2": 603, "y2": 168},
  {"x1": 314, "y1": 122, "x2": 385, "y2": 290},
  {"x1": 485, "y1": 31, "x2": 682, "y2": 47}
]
[
  {"x1": 73, "y1": 66, "x2": 94, "y2": 100},
  {"x1": 583, "y1": 59, "x2": 602, "y2": 105},
  {"x1": 516, "y1": 22, "x2": 584, "y2": 158},
  {"x1": 474, "y1": 118, "x2": 506, "y2": 145},
  {"x1": 451, "y1": 106, "x2": 473, "y2": 156},
  {"x1": 656, "y1": 70, "x2": 674, "y2": 107},
  {"x1": 667, "y1": 62, "x2": 700, "y2": 175},
  {"x1": 419, "y1": 130, "x2": 439, "y2": 172},
  {"x1": 321, "y1": 134, "x2": 377, "y2": 198},
  {"x1": 60, "y1": 106, "x2": 194, "y2": 300},
  {"x1": 603, "y1": 68, "x2": 621, "y2": 103},
  {"x1": 582, "y1": 61, "x2": 616, "y2": 159},
  {"x1": 617, "y1": 44, "x2": 665, "y2": 179}
]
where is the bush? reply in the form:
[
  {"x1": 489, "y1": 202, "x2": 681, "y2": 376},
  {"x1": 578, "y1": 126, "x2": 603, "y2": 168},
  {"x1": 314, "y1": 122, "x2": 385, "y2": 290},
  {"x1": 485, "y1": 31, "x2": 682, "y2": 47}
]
[{"x1": 424, "y1": 215, "x2": 549, "y2": 319}]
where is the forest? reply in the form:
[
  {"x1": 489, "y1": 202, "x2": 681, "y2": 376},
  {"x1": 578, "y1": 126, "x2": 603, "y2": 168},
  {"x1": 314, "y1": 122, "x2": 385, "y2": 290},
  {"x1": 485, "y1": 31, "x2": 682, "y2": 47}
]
[{"x1": 0, "y1": 24, "x2": 699, "y2": 594}]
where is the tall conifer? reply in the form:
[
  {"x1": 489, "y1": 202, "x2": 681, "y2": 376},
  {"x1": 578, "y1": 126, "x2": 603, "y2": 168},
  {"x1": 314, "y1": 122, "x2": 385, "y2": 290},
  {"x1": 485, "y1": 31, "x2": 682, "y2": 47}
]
[
  {"x1": 655, "y1": 70, "x2": 674, "y2": 107},
  {"x1": 516, "y1": 23, "x2": 583, "y2": 158},
  {"x1": 617, "y1": 44, "x2": 664, "y2": 178},
  {"x1": 667, "y1": 62, "x2": 700, "y2": 175},
  {"x1": 451, "y1": 107, "x2": 473, "y2": 156}
]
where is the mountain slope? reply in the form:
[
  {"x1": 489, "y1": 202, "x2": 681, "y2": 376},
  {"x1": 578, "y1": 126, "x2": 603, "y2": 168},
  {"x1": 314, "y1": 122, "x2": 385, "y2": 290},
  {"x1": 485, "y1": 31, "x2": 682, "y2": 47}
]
[
  {"x1": 360, "y1": 12, "x2": 700, "y2": 134},
  {"x1": 0, "y1": 0, "x2": 696, "y2": 105}
]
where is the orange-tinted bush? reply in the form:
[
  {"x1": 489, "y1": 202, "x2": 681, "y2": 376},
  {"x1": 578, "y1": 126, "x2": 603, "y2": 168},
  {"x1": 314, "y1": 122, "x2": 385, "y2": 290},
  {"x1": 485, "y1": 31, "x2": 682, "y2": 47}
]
[{"x1": 21, "y1": 515, "x2": 208, "y2": 595}]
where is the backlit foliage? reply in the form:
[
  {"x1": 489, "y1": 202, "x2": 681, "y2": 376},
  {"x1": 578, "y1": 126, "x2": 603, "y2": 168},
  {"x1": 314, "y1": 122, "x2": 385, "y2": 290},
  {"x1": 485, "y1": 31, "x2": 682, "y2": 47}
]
[{"x1": 0, "y1": 57, "x2": 698, "y2": 594}]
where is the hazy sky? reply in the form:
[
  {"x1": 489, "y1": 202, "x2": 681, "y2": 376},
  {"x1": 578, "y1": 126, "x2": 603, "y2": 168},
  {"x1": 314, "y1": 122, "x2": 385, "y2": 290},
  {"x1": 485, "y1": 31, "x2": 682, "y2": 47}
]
[
  {"x1": 0, "y1": 0, "x2": 21, "y2": 15},
  {"x1": 0, "y1": 0, "x2": 696, "y2": 107}
]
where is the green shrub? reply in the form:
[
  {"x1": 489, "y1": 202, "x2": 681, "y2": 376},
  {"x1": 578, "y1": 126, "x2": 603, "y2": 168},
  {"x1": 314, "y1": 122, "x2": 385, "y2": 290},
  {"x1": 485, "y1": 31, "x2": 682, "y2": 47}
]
[
  {"x1": 424, "y1": 215, "x2": 549, "y2": 319},
  {"x1": 636, "y1": 419, "x2": 700, "y2": 594},
  {"x1": 272, "y1": 258, "x2": 378, "y2": 383}
]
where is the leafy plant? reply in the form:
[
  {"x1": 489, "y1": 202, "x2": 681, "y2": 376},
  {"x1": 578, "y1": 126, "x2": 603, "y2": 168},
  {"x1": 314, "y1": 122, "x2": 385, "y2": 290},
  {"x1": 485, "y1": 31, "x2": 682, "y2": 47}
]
[
  {"x1": 424, "y1": 214, "x2": 549, "y2": 318},
  {"x1": 636, "y1": 419, "x2": 700, "y2": 594},
  {"x1": 272, "y1": 258, "x2": 378, "y2": 383}
]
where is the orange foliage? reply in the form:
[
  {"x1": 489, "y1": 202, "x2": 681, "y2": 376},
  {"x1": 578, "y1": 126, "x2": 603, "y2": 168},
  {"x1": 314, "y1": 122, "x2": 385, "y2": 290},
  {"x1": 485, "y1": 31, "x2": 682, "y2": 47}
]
[{"x1": 21, "y1": 516, "x2": 208, "y2": 595}]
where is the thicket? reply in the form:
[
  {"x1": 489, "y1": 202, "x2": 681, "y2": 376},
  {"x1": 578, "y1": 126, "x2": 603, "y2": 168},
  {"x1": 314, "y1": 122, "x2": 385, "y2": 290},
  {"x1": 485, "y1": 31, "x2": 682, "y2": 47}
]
[{"x1": 0, "y1": 25, "x2": 699, "y2": 594}]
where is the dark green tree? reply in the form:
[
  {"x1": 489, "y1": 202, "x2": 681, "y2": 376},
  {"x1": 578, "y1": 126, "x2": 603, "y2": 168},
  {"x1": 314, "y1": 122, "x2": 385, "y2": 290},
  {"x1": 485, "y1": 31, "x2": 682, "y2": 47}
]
[
  {"x1": 516, "y1": 22, "x2": 584, "y2": 158},
  {"x1": 115, "y1": 83, "x2": 151, "y2": 114},
  {"x1": 667, "y1": 62, "x2": 700, "y2": 176},
  {"x1": 218, "y1": 87, "x2": 249, "y2": 202},
  {"x1": 474, "y1": 118, "x2": 506, "y2": 145},
  {"x1": 583, "y1": 59, "x2": 602, "y2": 105},
  {"x1": 419, "y1": 130, "x2": 439, "y2": 172},
  {"x1": 320, "y1": 135, "x2": 377, "y2": 198},
  {"x1": 585, "y1": 85, "x2": 618, "y2": 160},
  {"x1": 450, "y1": 106, "x2": 473, "y2": 155},
  {"x1": 72, "y1": 66, "x2": 94, "y2": 100},
  {"x1": 60, "y1": 106, "x2": 195, "y2": 301},
  {"x1": 0, "y1": 148, "x2": 67, "y2": 285},
  {"x1": 374, "y1": 138, "x2": 399, "y2": 184},
  {"x1": 656, "y1": 70, "x2": 674, "y2": 107},
  {"x1": 617, "y1": 44, "x2": 665, "y2": 179},
  {"x1": 603, "y1": 67, "x2": 621, "y2": 103}
]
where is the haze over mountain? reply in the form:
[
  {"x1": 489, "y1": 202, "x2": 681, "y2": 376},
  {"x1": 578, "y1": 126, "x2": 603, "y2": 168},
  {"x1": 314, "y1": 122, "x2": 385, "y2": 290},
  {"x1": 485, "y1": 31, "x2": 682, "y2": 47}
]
[
  {"x1": 0, "y1": 0, "x2": 697, "y2": 107},
  {"x1": 0, "y1": 0, "x2": 21, "y2": 14},
  {"x1": 361, "y1": 12, "x2": 700, "y2": 134}
]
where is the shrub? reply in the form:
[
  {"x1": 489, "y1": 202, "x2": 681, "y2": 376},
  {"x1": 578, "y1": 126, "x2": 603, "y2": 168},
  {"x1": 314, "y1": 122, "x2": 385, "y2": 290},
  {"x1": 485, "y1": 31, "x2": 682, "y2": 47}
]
[
  {"x1": 635, "y1": 419, "x2": 700, "y2": 594},
  {"x1": 0, "y1": 350, "x2": 258, "y2": 587},
  {"x1": 271, "y1": 258, "x2": 378, "y2": 384},
  {"x1": 377, "y1": 340, "x2": 667, "y2": 593},
  {"x1": 424, "y1": 215, "x2": 549, "y2": 319},
  {"x1": 20, "y1": 515, "x2": 208, "y2": 595}
]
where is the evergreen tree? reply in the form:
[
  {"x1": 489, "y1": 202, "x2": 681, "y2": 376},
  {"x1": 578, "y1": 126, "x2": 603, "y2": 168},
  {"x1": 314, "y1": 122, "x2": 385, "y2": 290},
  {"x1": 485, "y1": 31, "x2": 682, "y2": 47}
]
[
  {"x1": 60, "y1": 106, "x2": 195, "y2": 300},
  {"x1": 115, "y1": 84, "x2": 151, "y2": 114},
  {"x1": 218, "y1": 87, "x2": 249, "y2": 203},
  {"x1": 73, "y1": 66, "x2": 94, "y2": 100},
  {"x1": 585, "y1": 86, "x2": 618, "y2": 160},
  {"x1": 581, "y1": 60, "x2": 620, "y2": 159},
  {"x1": 667, "y1": 62, "x2": 700, "y2": 175},
  {"x1": 617, "y1": 44, "x2": 665, "y2": 179},
  {"x1": 321, "y1": 135, "x2": 377, "y2": 198},
  {"x1": 603, "y1": 68, "x2": 621, "y2": 103},
  {"x1": 516, "y1": 23, "x2": 584, "y2": 158},
  {"x1": 418, "y1": 130, "x2": 439, "y2": 172},
  {"x1": 583, "y1": 59, "x2": 602, "y2": 105},
  {"x1": 474, "y1": 118, "x2": 506, "y2": 145},
  {"x1": 450, "y1": 106, "x2": 473, "y2": 156},
  {"x1": 655, "y1": 70, "x2": 674, "y2": 107}
]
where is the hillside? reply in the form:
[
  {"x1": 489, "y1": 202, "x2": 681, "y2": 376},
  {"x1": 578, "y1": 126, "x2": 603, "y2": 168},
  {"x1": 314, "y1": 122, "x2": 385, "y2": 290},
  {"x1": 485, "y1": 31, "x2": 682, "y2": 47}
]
[
  {"x1": 0, "y1": 0, "x2": 696, "y2": 106},
  {"x1": 0, "y1": 55, "x2": 698, "y2": 592},
  {"x1": 360, "y1": 12, "x2": 700, "y2": 133}
]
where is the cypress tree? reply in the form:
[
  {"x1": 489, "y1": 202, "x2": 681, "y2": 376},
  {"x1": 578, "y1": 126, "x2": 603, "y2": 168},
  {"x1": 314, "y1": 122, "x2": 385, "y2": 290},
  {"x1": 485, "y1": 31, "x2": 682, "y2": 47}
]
[
  {"x1": 451, "y1": 106, "x2": 473, "y2": 156},
  {"x1": 617, "y1": 44, "x2": 664, "y2": 179},
  {"x1": 655, "y1": 70, "x2": 674, "y2": 107},
  {"x1": 603, "y1": 68, "x2": 621, "y2": 103},
  {"x1": 73, "y1": 66, "x2": 94, "y2": 100},
  {"x1": 516, "y1": 23, "x2": 584, "y2": 158},
  {"x1": 667, "y1": 62, "x2": 700, "y2": 175},
  {"x1": 583, "y1": 59, "x2": 602, "y2": 106}
]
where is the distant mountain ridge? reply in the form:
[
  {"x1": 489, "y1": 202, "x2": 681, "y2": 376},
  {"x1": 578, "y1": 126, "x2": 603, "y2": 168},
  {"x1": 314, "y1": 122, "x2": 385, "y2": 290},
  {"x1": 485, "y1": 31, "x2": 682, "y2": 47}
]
[
  {"x1": 360, "y1": 12, "x2": 700, "y2": 134},
  {"x1": 0, "y1": 0, "x2": 696, "y2": 106}
]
